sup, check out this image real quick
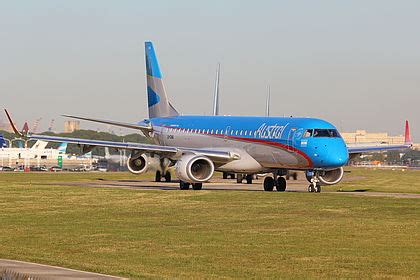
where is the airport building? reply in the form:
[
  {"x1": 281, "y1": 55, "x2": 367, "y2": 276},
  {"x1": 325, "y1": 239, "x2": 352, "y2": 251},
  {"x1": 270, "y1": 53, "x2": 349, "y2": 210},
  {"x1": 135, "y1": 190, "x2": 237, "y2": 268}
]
[
  {"x1": 342, "y1": 130, "x2": 419, "y2": 150},
  {"x1": 341, "y1": 130, "x2": 404, "y2": 145},
  {"x1": 64, "y1": 120, "x2": 80, "y2": 133}
]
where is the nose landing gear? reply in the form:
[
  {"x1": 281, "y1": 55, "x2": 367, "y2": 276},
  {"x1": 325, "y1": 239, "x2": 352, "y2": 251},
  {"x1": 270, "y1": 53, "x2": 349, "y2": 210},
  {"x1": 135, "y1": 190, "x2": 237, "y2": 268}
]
[{"x1": 307, "y1": 172, "x2": 322, "y2": 193}]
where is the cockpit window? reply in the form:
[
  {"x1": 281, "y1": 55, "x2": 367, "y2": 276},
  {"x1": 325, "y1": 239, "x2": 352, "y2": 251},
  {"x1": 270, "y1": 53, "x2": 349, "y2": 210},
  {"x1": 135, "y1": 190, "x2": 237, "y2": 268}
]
[
  {"x1": 313, "y1": 129, "x2": 340, "y2": 138},
  {"x1": 303, "y1": 129, "x2": 313, "y2": 138}
]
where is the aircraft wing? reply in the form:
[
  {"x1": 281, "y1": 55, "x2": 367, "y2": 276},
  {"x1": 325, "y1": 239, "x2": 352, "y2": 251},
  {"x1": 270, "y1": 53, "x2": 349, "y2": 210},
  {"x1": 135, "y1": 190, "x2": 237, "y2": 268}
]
[
  {"x1": 347, "y1": 120, "x2": 413, "y2": 154},
  {"x1": 62, "y1": 114, "x2": 153, "y2": 136},
  {"x1": 29, "y1": 134, "x2": 240, "y2": 162},
  {"x1": 347, "y1": 143, "x2": 412, "y2": 154}
]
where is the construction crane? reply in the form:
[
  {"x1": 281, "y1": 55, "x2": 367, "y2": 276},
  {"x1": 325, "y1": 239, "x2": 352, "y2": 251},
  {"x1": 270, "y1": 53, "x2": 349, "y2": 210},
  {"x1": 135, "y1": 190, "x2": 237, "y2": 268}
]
[
  {"x1": 48, "y1": 119, "x2": 55, "y2": 132},
  {"x1": 31, "y1": 118, "x2": 42, "y2": 133}
]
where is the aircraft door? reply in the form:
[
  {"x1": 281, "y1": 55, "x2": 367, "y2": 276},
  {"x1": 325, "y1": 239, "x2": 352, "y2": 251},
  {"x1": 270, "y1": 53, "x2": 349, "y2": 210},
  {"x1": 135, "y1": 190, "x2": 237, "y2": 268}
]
[
  {"x1": 288, "y1": 128, "x2": 304, "y2": 151},
  {"x1": 287, "y1": 128, "x2": 297, "y2": 151},
  {"x1": 224, "y1": 126, "x2": 231, "y2": 141}
]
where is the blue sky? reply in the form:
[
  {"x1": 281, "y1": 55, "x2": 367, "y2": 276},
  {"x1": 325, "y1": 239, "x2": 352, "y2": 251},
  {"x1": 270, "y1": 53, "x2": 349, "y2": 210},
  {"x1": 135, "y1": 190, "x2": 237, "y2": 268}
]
[{"x1": 1, "y1": 1, "x2": 419, "y2": 139}]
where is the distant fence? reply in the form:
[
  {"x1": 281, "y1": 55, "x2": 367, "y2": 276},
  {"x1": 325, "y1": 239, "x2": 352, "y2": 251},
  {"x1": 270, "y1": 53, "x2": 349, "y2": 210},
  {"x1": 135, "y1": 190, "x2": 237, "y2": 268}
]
[{"x1": 1, "y1": 268, "x2": 42, "y2": 280}]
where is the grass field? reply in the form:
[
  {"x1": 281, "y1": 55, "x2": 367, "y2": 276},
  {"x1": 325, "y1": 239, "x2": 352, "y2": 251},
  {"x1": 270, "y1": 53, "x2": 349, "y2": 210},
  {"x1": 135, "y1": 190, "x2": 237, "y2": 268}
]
[
  {"x1": 327, "y1": 168, "x2": 420, "y2": 194},
  {"x1": 0, "y1": 170, "x2": 419, "y2": 279}
]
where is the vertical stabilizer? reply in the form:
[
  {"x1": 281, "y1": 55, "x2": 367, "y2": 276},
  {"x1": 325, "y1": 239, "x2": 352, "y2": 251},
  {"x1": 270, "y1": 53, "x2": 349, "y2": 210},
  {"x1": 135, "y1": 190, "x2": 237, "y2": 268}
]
[
  {"x1": 22, "y1": 122, "x2": 29, "y2": 134},
  {"x1": 145, "y1": 42, "x2": 179, "y2": 119},
  {"x1": 104, "y1": 147, "x2": 111, "y2": 159},
  {"x1": 212, "y1": 63, "x2": 221, "y2": 116},
  {"x1": 0, "y1": 134, "x2": 7, "y2": 148},
  {"x1": 404, "y1": 120, "x2": 412, "y2": 144},
  {"x1": 57, "y1": 142, "x2": 68, "y2": 154},
  {"x1": 31, "y1": 140, "x2": 48, "y2": 150}
]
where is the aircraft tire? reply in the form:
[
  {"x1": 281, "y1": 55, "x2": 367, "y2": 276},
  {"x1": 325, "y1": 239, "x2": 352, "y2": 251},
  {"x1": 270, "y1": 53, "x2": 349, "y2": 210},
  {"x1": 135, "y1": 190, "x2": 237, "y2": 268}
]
[
  {"x1": 263, "y1": 177, "x2": 275, "y2": 191},
  {"x1": 315, "y1": 184, "x2": 321, "y2": 193},
  {"x1": 222, "y1": 172, "x2": 228, "y2": 179},
  {"x1": 237, "y1": 174, "x2": 243, "y2": 183},
  {"x1": 276, "y1": 177, "x2": 287, "y2": 192},
  {"x1": 246, "y1": 174, "x2": 253, "y2": 184},
  {"x1": 179, "y1": 181, "x2": 190, "y2": 190},
  {"x1": 155, "y1": 171, "x2": 162, "y2": 182},
  {"x1": 164, "y1": 171, "x2": 171, "y2": 182},
  {"x1": 192, "y1": 183, "x2": 203, "y2": 190},
  {"x1": 308, "y1": 185, "x2": 315, "y2": 192}
]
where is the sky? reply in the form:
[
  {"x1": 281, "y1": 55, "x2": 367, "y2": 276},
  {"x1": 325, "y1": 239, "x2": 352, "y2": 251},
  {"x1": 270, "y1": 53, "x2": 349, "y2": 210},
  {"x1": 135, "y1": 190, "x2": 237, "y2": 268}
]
[{"x1": 0, "y1": 0, "x2": 419, "y2": 140}]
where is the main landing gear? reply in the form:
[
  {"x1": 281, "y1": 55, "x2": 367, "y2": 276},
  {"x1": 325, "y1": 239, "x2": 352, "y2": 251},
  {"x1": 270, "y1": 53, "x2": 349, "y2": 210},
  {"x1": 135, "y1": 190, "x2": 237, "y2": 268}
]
[
  {"x1": 263, "y1": 175, "x2": 287, "y2": 192},
  {"x1": 155, "y1": 171, "x2": 172, "y2": 182},
  {"x1": 237, "y1": 174, "x2": 253, "y2": 184}
]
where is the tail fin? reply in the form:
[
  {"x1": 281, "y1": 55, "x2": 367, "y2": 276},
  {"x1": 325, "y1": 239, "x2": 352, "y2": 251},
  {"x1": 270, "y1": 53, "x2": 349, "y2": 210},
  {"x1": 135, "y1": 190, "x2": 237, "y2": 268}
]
[
  {"x1": 22, "y1": 122, "x2": 29, "y2": 134},
  {"x1": 31, "y1": 140, "x2": 48, "y2": 150},
  {"x1": 104, "y1": 147, "x2": 110, "y2": 159},
  {"x1": 57, "y1": 142, "x2": 68, "y2": 153},
  {"x1": 0, "y1": 134, "x2": 7, "y2": 148},
  {"x1": 404, "y1": 120, "x2": 412, "y2": 144},
  {"x1": 145, "y1": 42, "x2": 179, "y2": 118}
]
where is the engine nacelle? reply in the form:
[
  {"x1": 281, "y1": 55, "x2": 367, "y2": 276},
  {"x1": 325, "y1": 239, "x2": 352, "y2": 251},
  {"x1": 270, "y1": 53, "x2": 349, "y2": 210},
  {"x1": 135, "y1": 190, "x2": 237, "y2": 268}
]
[
  {"x1": 127, "y1": 153, "x2": 160, "y2": 175},
  {"x1": 306, "y1": 167, "x2": 344, "y2": 185},
  {"x1": 175, "y1": 154, "x2": 214, "y2": 183}
]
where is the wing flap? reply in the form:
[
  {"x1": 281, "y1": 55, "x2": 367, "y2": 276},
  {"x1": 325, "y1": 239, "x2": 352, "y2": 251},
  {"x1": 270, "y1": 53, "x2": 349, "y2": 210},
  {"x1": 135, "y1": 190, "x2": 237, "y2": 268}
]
[{"x1": 29, "y1": 134, "x2": 238, "y2": 162}]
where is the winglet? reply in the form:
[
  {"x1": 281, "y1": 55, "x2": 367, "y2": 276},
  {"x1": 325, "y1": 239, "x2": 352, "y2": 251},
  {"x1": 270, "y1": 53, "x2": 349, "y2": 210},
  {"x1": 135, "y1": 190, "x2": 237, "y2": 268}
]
[
  {"x1": 4, "y1": 109, "x2": 24, "y2": 137},
  {"x1": 404, "y1": 120, "x2": 412, "y2": 145}
]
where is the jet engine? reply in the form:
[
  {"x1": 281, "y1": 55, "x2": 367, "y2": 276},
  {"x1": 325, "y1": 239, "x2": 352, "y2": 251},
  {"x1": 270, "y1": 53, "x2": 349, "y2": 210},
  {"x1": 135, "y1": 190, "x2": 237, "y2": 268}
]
[
  {"x1": 127, "y1": 153, "x2": 160, "y2": 175},
  {"x1": 306, "y1": 167, "x2": 344, "y2": 185},
  {"x1": 175, "y1": 154, "x2": 214, "y2": 183}
]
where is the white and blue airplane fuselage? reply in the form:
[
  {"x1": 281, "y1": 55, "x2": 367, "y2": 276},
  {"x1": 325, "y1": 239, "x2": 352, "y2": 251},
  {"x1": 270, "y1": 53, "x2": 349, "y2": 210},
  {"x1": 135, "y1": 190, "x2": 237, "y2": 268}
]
[{"x1": 150, "y1": 116, "x2": 348, "y2": 171}]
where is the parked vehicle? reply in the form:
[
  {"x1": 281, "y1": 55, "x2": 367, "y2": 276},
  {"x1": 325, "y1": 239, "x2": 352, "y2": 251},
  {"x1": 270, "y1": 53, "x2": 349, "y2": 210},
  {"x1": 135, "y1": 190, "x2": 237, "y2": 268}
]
[
  {"x1": 0, "y1": 166, "x2": 14, "y2": 172},
  {"x1": 50, "y1": 166, "x2": 62, "y2": 172}
]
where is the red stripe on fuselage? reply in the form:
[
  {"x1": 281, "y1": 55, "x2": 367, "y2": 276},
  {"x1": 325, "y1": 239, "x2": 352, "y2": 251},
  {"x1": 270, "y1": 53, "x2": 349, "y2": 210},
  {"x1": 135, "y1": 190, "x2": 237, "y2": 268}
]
[
  {"x1": 226, "y1": 136, "x2": 313, "y2": 168},
  {"x1": 160, "y1": 125, "x2": 313, "y2": 168}
]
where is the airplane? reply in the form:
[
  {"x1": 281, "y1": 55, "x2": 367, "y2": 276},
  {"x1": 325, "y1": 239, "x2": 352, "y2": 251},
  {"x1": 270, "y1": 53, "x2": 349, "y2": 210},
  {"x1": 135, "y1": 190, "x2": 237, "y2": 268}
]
[
  {"x1": 4, "y1": 41, "x2": 413, "y2": 192},
  {"x1": 0, "y1": 134, "x2": 8, "y2": 148}
]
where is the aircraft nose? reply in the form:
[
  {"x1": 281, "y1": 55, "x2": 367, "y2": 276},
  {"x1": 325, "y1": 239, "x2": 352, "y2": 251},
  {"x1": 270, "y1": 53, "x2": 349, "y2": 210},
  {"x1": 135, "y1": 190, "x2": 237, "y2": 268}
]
[
  {"x1": 325, "y1": 147, "x2": 349, "y2": 168},
  {"x1": 312, "y1": 142, "x2": 349, "y2": 168}
]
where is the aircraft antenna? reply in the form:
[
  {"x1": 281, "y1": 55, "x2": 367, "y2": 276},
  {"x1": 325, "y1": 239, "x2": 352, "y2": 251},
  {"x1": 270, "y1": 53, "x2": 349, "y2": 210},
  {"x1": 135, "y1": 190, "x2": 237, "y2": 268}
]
[
  {"x1": 266, "y1": 85, "x2": 271, "y2": 117},
  {"x1": 212, "y1": 63, "x2": 221, "y2": 116}
]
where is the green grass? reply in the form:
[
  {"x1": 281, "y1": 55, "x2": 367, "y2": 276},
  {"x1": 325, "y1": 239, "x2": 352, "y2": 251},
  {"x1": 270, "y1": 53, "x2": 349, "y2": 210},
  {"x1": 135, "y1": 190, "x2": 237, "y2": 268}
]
[
  {"x1": 0, "y1": 172, "x2": 419, "y2": 279},
  {"x1": 326, "y1": 168, "x2": 420, "y2": 194}
]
